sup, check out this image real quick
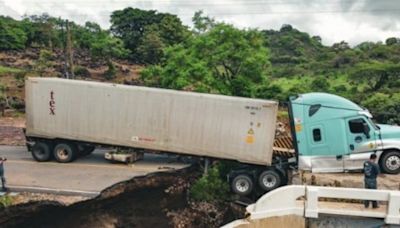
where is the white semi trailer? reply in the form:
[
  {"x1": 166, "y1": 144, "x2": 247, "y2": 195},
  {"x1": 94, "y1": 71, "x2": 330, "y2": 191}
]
[
  {"x1": 25, "y1": 78, "x2": 285, "y2": 195},
  {"x1": 25, "y1": 78, "x2": 400, "y2": 196}
]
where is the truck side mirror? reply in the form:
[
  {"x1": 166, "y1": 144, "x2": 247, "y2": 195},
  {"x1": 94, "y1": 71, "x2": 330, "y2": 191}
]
[{"x1": 363, "y1": 123, "x2": 370, "y2": 139}]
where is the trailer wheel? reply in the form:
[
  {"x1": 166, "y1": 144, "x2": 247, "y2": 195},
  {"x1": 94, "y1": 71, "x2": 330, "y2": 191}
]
[
  {"x1": 231, "y1": 174, "x2": 253, "y2": 196},
  {"x1": 380, "y1": 151, "x2": 400, "y2": 174},
  {"x1": 258, "y1": 169, "x2": 281, "y2": 191},
  {"x1": 53, "y1": 143, "x2": 77, "y2": 163},
  {"x1": 31, "y1": 142, "x2": 52, "y2": 162}
]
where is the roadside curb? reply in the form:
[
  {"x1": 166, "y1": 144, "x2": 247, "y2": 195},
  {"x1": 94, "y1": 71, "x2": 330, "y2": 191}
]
[{"x1": 7, "y1": 185, "x2": 100, "y2": 197}]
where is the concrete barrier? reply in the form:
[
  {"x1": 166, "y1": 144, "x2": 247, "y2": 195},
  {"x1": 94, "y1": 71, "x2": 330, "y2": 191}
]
[{"x1": 222, "y1": 185, "x2": 400, "y2": 227}]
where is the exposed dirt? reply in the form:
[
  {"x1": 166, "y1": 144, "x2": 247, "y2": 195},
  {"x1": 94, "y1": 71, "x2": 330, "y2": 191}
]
[
  {"x1": 0, "y1": 116, "x2": 25, "y2": 146},
  {"x1": 0, "y1": 49, "x2": 144, "y2": 108},
  {"x1": 10, "y1": 192, "x2": 88, "y2": 206},
  {"x1": 0, "y1": 167, "x2": 244, "y2": 228}
]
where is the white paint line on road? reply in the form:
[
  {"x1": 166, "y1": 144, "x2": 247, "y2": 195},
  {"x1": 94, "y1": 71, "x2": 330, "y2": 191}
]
[{"x1": 8, "y1": 185, "x2": 100, "y2": 197}]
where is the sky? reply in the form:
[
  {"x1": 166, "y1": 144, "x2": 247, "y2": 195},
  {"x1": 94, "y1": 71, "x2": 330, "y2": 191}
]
[{"x1": 1, "y1": 0, "x2": 399, "y2": 46}]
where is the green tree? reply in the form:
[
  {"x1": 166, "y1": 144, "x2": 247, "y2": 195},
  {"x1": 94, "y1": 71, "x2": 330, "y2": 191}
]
[
  {"x1": 90, "y1": 35, "x2": 129, "y2": 79},
  {"x1": 361, "y1": 93, "x2": 400, "y2": 124},
  {"x1": 135, "y1": 15, "x2": 190, "y2": 64},
  {"x1": 142, "y1": 22, "x2": 270, "y2": 97},
  {"x1": 192, "y1": 10, "x2": 215, "y2": 34},
  {"x1": 386, "y1": 37, "x2": 399, "y2": 46},
  {"x1": 136, "y1": 29, "x2": 165, "y2": 64},
  {"x1": 310, "y1": 76, "x2": 330, "y2": 92},
  {"x1": 73, "y1": 21, "x2": 103, "y2": 49},
  {"x1": 0, "y1": 16, "x2": 27, "y2": 50},
  {"x1": 110, "y1": 8, "x2": 188, "y2": 63},
  {"x1": 350, "y1": 62, "x2": 400, "y2": 91},
  {"x1": 25, "y1": 14, "x2": 63, "y2": 48},
  {"x1": 156, "y1": 14, "x2": 190, "y2": 46},
  {"x1": 332, "y1": 41, "x2": 350, "y2": 52}
]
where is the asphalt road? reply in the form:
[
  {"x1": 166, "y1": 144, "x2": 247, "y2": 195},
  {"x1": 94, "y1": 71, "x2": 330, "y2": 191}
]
[{"x1": 0, "y1": 146, "x2": 188, "y2": 197}]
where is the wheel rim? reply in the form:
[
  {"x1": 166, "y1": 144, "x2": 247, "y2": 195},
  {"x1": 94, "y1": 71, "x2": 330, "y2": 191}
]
[
  {"x1": 235, "y1": 179, "x2": 249, "y2": 193},
  {"x1": 386, "y1": 155, "x2": 400, "y2": 171},
  {"x1": 56, "y1": 148, "x2": 69, "y2": 160},
  {"x1": 262, "y1": 174, "x2": 277, "y2": 188}
]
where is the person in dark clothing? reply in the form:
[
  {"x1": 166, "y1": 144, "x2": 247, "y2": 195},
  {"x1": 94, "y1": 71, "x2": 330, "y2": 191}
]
[
  {"x1": 363, "y1": 154, "x2": 380, "y2": 208},
  {"x1": 0, "y1": 157, "x2": 6, "y2": 191}
]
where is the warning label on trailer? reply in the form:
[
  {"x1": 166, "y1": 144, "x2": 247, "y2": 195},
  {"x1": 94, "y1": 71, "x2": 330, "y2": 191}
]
[{"x1": 246, "y1": 135, "x2": 255, "y2": 144}]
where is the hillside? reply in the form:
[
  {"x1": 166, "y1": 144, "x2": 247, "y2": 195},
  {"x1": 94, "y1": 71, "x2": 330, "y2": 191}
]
[
  {"x1": 0, "y1": 48, "x2": 143, "y2": 113},
  {"x1": 0, "y1": 9, "x2": 400, "y2": 124}
]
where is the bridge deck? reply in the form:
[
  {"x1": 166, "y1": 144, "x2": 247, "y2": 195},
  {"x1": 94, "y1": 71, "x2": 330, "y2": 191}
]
[{"x1": 318, "y1": 201, "x2": 387, "y2": 218}]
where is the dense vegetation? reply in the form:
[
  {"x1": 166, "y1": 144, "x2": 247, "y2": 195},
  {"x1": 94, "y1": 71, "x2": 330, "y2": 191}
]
[{"x1": 0, "y1": 9, "x2": 400, "y2": 124}]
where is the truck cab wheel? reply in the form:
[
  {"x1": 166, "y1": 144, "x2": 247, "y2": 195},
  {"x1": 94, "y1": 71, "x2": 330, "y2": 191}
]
[
  {"x1": 231, "y1": 174, "x2": 254, "y2": 196},
  {"x1": 258, "y1": 170, "x2": 281, "y2": 192},
  {"x1": 380, "y1": 151, "x2": 400, "y2": 174},
  {"x1": 32, "y1": 142, "x2": 52, "y2": 162},
  {"x1": 53, "y1": 143, "x2": 77, "y2": 163}
]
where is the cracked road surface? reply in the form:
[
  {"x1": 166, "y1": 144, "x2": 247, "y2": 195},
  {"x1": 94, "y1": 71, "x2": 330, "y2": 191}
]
[{"x1": 0, "y1": 146, "x2": 188, "y2": 196}]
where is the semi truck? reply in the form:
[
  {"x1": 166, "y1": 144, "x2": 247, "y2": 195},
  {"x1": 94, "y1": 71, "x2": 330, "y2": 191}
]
[{"x1": 24, "y1": 78, "x2": 400, "y2": 196}]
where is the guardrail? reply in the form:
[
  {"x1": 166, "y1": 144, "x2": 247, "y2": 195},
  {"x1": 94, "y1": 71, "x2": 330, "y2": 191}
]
[{"x1": 222, "y1": 185, "x2": 400, "y2": 227}]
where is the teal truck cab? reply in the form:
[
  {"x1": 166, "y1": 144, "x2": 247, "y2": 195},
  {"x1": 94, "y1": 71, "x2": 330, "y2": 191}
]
[
  {"x1": 230, "y1": 92, "x2": 400, "y2": 196},
  {"x1": 290, "y1": 93, "x2": 400, "y2": 174}
]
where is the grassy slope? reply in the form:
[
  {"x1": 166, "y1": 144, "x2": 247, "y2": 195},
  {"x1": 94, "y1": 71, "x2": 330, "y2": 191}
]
[{"x1": 0, "y1": 66, "x2": 23, "y2": 75}]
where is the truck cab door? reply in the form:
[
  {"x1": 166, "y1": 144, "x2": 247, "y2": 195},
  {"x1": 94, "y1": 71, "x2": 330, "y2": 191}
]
[
  {"x1": 307, "y1": 121, "x2": 346, "y2": 172},
  {"x1": 344, "y1": 117, "x2": 377, "y2": 170}
]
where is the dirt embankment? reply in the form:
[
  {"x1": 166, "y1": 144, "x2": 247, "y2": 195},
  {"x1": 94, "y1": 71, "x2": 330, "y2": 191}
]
[
  {"x1": 0, "y1": 166, "x2": 244, "y2": 228},
  {"x1": 0, "y1": 117, "x2": 25, "y2": 146}
]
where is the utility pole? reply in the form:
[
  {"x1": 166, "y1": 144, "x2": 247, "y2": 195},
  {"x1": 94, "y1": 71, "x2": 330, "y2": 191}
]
[
  {"x1": 65, "y1": 20, "x2": 75, "y2": 79},
  {"x1": 61, "y1": 18, "x2": 69, "y2": 79}
]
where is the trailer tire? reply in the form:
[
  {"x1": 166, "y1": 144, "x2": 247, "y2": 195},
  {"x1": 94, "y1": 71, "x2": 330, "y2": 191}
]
[
  {"x1": 231, "y1": 174, "x2": 254, "y2": 196},
  {"x1": 380, "y1": 150, "x2": 400, "y2": 174},
  {"x1": 31, "y1": 142, "x2": 52, "y2": 162},
  {"x1": 258, "y1": 169, "x2": 281, "y2": 192},
  {"x1": 53, "y1": 143, "x2": 77, "y2": 163}
]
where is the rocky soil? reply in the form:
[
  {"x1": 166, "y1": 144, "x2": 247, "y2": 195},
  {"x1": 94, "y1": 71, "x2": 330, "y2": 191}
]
[
  {"x1": 9, "y1": 192, "x2": 88, "y2": 206},
  {"x1": 0, "y1": 117, "x2": 25, "y2": 146},
  {"x1": 0, "y1": 49, "x2": 144, "y2": 113}
]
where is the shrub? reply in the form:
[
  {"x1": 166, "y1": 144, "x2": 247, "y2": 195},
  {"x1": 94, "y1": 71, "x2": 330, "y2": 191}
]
[
  {"x1": 190, "y1": 165, "x2": 230, "y2": 202},
  {"x1": 14, "y1": 71, "x2": 26, "y2": 86},
  {"x1": 74, "y1": 66, "x2": 91, "y2": 78},
  {"x1": 8, "y1": 97, "x2": 25, "y2": 110},
  {"x1": 103, "y1": 62, "x2": 116, "y2": 80},
  {"x1": 0, "y1": 195, "x2": 12, "y2": 208},
  {"x1": 310, "y1": 76, "x2": 330, "y2": 92},
  {"x1": 34, "y1": 49, "x2": 53, "y2": 75}
]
